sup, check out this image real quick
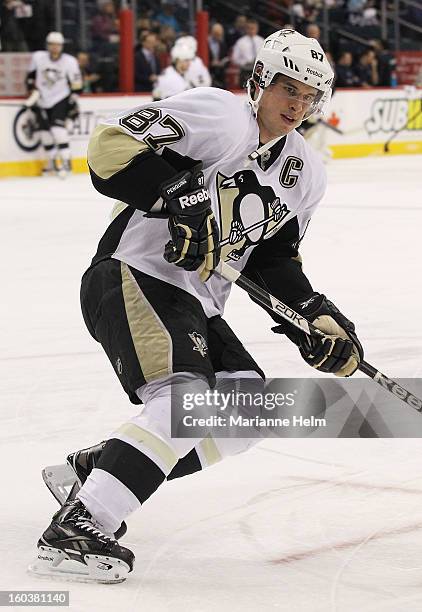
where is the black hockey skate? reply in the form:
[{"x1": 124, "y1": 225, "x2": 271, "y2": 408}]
[
  {"x1": 41, "y1": 159, "x2": 55, "y2": 176},
  {"x1": 55, "y1": 158, "x2": 71, "y2": 179},
  {"x1": 29, "y1": 497, "x2": 134, "y2": 583},
  {"x1": 42, "y1": 441, "x2": 127, "y2": 539},
  {"x1": 66, "y1": 440, "x2": 106, "y2": 484}
]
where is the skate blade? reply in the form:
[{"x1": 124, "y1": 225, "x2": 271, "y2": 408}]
[
  {"x1": 29, "y1": 546, "x2": 130, "y2": 584},
  {"x1": 42, "y1": 464, "x2": 77, "y2": 505}
]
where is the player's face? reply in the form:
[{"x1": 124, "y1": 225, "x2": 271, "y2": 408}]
[
  {"x1": 48, "y1": 43, "x2": 63, "y2": 60},
  {"x1": 257, "y1": 75, "x2": 320, "y2": 142},
  {"x1": 176, "y1": 58, "x2": 191, "y2": 74}
]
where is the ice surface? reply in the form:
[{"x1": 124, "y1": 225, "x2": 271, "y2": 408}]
[{"x1": 1, "y1": 155, "x2": 422, "y2": 611}]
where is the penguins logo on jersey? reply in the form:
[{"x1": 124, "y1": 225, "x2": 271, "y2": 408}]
[
  {"x1": 216, "y1": 170, "x2": 291, "y2": 262},
  {"x1": 42, "y1": 67, "x2": 62, "y2": 88},
  {"x1": 188, "y1": 332, "x2": 208, "y2": 357}
]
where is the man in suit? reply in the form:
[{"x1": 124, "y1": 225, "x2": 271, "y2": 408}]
[
  {"x1": 208, "y1": 23, "x2": 229, "y2": 88},
  {"x1": 232, "y1": 19, "x2": 264, "y2": 87},
  {"x1": 135, "y1": 31, "x2": 161, "y2": 92}
]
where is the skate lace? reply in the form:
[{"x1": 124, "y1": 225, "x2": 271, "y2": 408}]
[
  {"x1": 75, "y1": 520, "x2": 114, "y2": 543},
  {"x1": 71, "y1": 503, "x2": 115, "y2": 543}
]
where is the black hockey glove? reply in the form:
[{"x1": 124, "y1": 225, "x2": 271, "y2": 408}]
[
  {"x1": 67, "y1": 94, "x2": 80, "y2": 120},
  {"x1": 159, "y1": 169, "x2": 220, "y2": 282},
  {"x1": 272, "y1": 293, "x2": 364, "y2": 377}
]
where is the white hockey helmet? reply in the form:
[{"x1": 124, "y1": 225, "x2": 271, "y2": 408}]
[
  {"x1": 46, "y1": 31, "x2": 65, "y2": 45},
  {"x1": 170, "y1": 43, "x2": 194, "y2": 63},
  {"x1": 174, "y1": 35, "x2": 197, "y2": 55},
  {"x1": 248, "y1": 29, "x2": 334, "y2": 118}
]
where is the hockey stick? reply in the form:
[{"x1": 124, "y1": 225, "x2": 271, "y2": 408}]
[
  {"x1": 219, "y1": 215, "x2": 274, "y2": 248},
  {"x1": 384, "y1": 102, "x2": 422, "y2": 153},
  {"x1": 317, "y1": 119, "x2": 344, "y2": 135},
  {"x1": 217, "y1": 261, "x2": 422, "y2": 412}
]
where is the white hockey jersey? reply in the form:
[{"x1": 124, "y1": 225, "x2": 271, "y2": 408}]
[
  {"x1": 28, "y1": 51, "x2": 82, "y2": 108},
  {"x1": 89, "y1": 88, "x2": 326, "y2": 318},
  {"x1": 152, "y1": 66, "x2": 191, "y2": 100},
  {"x1": 185, "y1": 56, "x2": 212, "y2": 88}
]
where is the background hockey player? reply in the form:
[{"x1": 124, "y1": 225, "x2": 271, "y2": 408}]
[
  {"x1": 152, "y1": 43, "x2": 194, "y2": 100},
  {"x1": 25, "y1": 31, "x2": 82, "y2": 177},
  {"x1": 173, "y1": 35, "x2": 212, "y2": 88},
  {"x1": 31, "y1": 30, "x2": 363, "y2": 582}
]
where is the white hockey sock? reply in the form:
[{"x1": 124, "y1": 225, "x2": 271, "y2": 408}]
[
  {"x1": 40, "y1": 130, "x2": 56, "y2": 160},
  {"x1": 78, "y1": 373, "x2": 207, "y2": 533},
  {"x1": 77, "y1": 468, "x2": 140, "y2": 535},
  {"x1": 112, "y1": 372, "x2": 207, "y2": 475},
  {"x1": 51, "y1": 126, "x2": 70, "y2": 161}
]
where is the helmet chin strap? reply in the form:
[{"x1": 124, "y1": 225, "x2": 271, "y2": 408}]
[
  {"x1": 247, "y1": 79, "x2": 263, "y2": 116},
  {"x1": 246, "y1": 79, "x2": 283, "y2": 166},
  {"x1": 247, "y1": 135, "x2": 286, "y2": 165},
  {"x1": 245, "y1": 75, "x2": 325, "y2": 166},
  {"x1": 247, "y1": 84, "x2": 294, "y2": 166}
]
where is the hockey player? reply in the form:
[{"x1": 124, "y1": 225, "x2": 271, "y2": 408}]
[
  {"x1": 25, "y1": 32, "x2": 82, "y2": 178},
  {"x1": 298, "y1": 114, "x2": 332, "y2": 163},
  {"x1": 31, "y1": 30, "x2": 364, "y2": 582},
  {"x1": 174, "y1": 35, "x2": 212, "y2": 88},
  {"x1": 152, "y1": 43, "x2": 194, "y2": 100}
]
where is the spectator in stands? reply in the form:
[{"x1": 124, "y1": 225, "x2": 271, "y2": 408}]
[
  {"x1": 292, "y1": 2, "x2": 306, "y2": 23},
  {"x1": 17, "y1": 0, "x2": 54, "y2": 51},
  {"x1": 135, "y1": 31, "x2": 160, "y2": 92},
  {"x1": 355, "y1": 48, "x2": 379, "y2": 87},
  {"x1": 226, "y1": 14, "x2": 247, "y2": 48},
  {"x1": 136, "y1": 16, "x2": 153, "y2": 37},
  {"x1": 154, "y1": 24, "x2": 177, "y2": 68},
  {"x1": 306, "y1": 23, "x2": 321, "y2": 43},
  {"x1": 155, "y1": 1, "x2": 181, "y2": 34},
  {"x1": 335, "y1": 51, "x2": 359, "y2": 87},
  {"x1": 231, "y1": 18, "x2": 264, "y2": 87},
  {"x1": 370, "y1": 39, "x2": 396, "y2": 86},
  {"x1": 0, "y1": 0, "x2": 28, "y2": 51},
  {"x1": 208, "y1": 22, "x2": 229, "y2": 88},
  {"x1": 303, "y1": 2, "x2": 320, "y2": 25},
  {"x1": 91, "y1": 1, "x2": 119, "y2": 53},
  {"x1": 348, "y1": 0, "x2": 366, "y2": 24},
  {"x1": 77, "y1": 51, "x2": 101, "y2": 93},
  {"x1": 158, "y1": 24, "x2": 177, "y2": 52}
]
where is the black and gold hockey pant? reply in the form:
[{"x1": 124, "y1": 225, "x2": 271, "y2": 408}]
[{"x1": 78, "y1": 258, "x2": 265, "y2": 532}]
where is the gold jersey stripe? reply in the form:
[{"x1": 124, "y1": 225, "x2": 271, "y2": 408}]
[
  {"x1": 87, "y1": 124, "x2": 150, "y2": 180},
  {"x1": 120, "y1": 262, "x2": 173, "y2": 382},
  {"x1": 110, "y1": 201, "x2": 128, "y2": 221},
  {"x1": 199, "y1": 435, "x2": 222, "y2": 466},
  {"x1": 116, "y1": 423, "x2": 178, "y2": 471}
]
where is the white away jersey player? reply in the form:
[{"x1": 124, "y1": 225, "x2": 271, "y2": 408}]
[
  {"x1": 185, "y1": 56, "x2": 212, "y2": 88},
  {"x1": 28, "y1": 51, "x2": 82, "y2": 108},
  {"x1": 88, "y1": 87, "x2": 326, "y2": 318},
  {"x1": 152, "y1": 66, "x2": 191, "y2": 100}
]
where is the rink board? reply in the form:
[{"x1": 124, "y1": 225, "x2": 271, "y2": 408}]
[{"x1": 0, "y1": 88, "x2": 421, "y2": 177}]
